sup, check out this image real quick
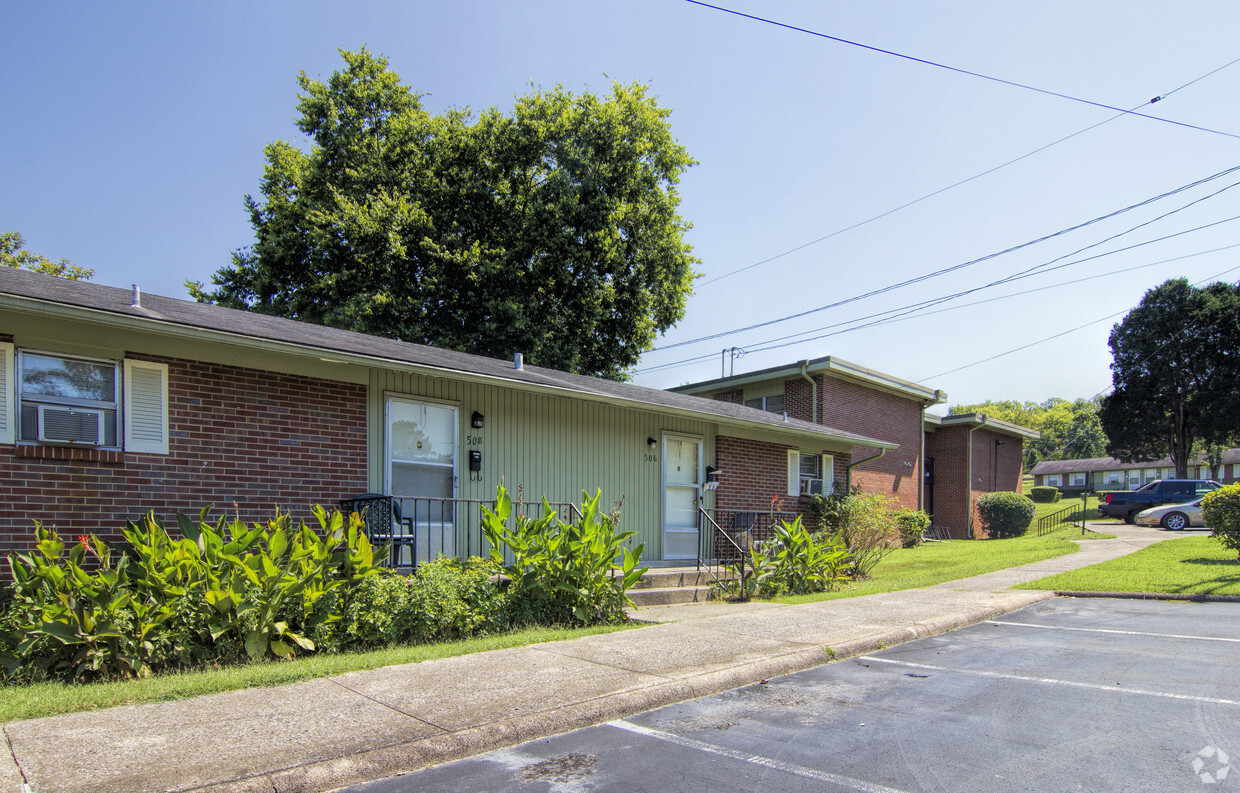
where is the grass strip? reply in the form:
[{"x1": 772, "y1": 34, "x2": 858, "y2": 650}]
[
  {"x1": 776, "y1": 526, "x2": 1093, "y2": 605},
  {"x1": 1016, "y1": 536, "x2": 1240, "y2": 595},
  {"x1": 0, "y1": 623, "x2": 635, "y2": 723}
]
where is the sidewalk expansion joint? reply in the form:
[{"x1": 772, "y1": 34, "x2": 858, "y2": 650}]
[
  {"x1": 325, "y1": 676, "x2": 449, "y2": 733},
  {"x1": 2, "y1": 724, "x2": 30, "y2": 790}
]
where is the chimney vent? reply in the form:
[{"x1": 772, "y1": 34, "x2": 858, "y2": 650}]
[{"x1": 514, "y1": 353, "x2": 524, "y2": 371}]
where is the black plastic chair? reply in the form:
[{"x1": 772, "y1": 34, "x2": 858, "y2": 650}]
[{"x1": 339, "y1": 493, "x2": 415, "y2": 569}]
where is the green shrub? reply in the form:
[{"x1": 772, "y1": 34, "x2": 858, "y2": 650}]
[
  {"x1": 894, "y1": 509, "x2": 931, "y2": 548},
  {"x1": 720, "y1": 517, "x2": 850, "y2": 599},
  {"x1": 803, "y1": 483, "x2": 862, "y2": 532},
  {"x1": 1029, "y1": 486, "x2": 1061, "y2": 503},
  {"x1": 833, "y1": 492, "x2": 900, "y2": 578},
  {"x1": 1201, "y1": 483, "x2": 1240, "y2": 561},
  {"x1": 481, "y1": 486, "x2": 647, "y2": 625},
  {"x1": 0, "y1": 506, "x2": 382, "y2": 683},
  {"x1": 977, "y1": 492, "x2": 1036, "y2": 539}
]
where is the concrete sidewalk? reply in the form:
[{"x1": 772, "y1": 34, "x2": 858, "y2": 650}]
[{"x1": 1, "y1": 522, "x2": 1173, "y2": 793}]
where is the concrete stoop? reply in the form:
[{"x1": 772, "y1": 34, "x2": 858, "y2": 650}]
[{"x1": 626, "y1": 566, "x2": 732, "y2": 606}]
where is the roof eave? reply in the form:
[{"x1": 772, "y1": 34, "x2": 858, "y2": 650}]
[{"x1": 1, "y1": 292, "x2": 895, "y2": 450}]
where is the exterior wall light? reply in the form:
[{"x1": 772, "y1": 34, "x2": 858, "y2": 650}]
[
  {"x1": 471, "y1": 411, "x2": 485, "y2": 429},
  {"x1": 647, "y1": 437, "x2": 657, "y2": 450}
]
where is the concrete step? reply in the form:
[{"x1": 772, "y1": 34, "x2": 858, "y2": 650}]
[
  {"x1": 630, "y1": 568, "x2": 725, "y2": 589},
  {"x1": 627, "y1": 584, "x2": 714, "y2": 607}
]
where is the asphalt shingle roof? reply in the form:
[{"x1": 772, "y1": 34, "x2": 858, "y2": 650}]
[
  {"x1": 0, "y1": 267, "x2": 896, "y2": 449},
  {"x1": 1029, "y1": 449, "x2": 1240, "y2": 475}
]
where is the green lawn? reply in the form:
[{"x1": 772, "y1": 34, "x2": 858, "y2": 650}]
[
  {"x1": 0, "y1": 623, "x2": 635, "y2": 724},
  {"x1": 1016, "y1": 537, "x2": 1240, "y2": 596},
  {"x1": 777, "y1": 525, "x2": 1094, "y2": 605}
]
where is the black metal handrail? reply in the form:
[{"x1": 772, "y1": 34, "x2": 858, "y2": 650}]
[
  {"x1": 696, "y1": 507, "x2": 800, "y2": 600},
  {"x1": 1036, "y1": 503, "x2": 1085, "y2": 536},
  {"x1": 339, "y1": 494, "x2": 583, "y2": 571}
]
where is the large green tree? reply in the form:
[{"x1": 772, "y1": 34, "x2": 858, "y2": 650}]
[
  {"x1": 1099, "y1": 278, "x2": 1240, "y2": 477},
  {"x1": 1, "y1": 231, "x2": 93, "y2": 280},
  {"x1": 190, "y1": 48, "x2": 698, "y2": 379},
  {"x1": 948, "y1": 397, "x2": 1106, "y2": 471}
]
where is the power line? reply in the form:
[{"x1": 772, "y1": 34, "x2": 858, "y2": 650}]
[
  {"x1": 918, "y1": 264, "x2": 1240, "y2": 380},
  {"x1": 685, "y1": 1, "x2": 1240, "y2": 141},
  {"x1": 699, "y1": 54, "x2": 1240, "y2": 287},
  {"x1": 653, "y1": 163, "x2": 1240, "y2": 353},
  {"x1": 635, "y1": 230, "x2": 1240, "y2": 376},
  {"x1": 744, "y1": 238, "x2": 1240, "y2": 355}
]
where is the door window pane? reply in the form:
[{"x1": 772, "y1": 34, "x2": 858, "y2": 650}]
[
  {"x1": 665, "y1": 439, "x2": 699, "y2": 485},
  {"x1": 389, "y1": 401, "x2": 454, "y2": 464}
]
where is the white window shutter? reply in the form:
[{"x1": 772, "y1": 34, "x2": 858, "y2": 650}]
[
  {"x1": 822, "y1": 454, "x2": 834, "y2": 495},
  {"x1": 787, "y1": 449, "x2": 800, "y2": 497},
  {"x1": 0, "y1": 342, "x2": 12, "y2": 445},
  {"x1": 124, "y1": 359, "x2": 168, "y2": 454}
]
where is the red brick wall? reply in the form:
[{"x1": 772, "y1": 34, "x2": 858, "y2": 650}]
[
  {"x1": 2, "y1": 355, "x2": 367, "y2": 558},
  {"x1": 924, "y1": 424, "x2": 1027, "y2": 538},
  {"x1": 714, "y1": 435, "x2": 798, "y2": 516},
  {"x1": 925, "y1": 424, "x2": 968, "y2": 537},
  {"x1": 712, "y1": 435, "x2": 848, "y2": 519},
  {"x1": 813, "y1": 375, "x2": 923, "y2": 509}
]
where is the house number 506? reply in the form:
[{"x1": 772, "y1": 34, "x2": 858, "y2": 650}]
[{"x1": 644, "y1": 453, "x2": 658, "y2": 463}]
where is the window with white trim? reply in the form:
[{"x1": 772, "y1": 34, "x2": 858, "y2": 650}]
[
  {"x1": 1046, "y1": 474, "x2": 1061, "y2": 486},
  {"x1": 1069, "y1": 472, "x2": 1085, "y2": 487},
  {"x1": 18, "y1": 351, "x2": 119, "y2": 446},
  {"x1": 4, "y1": 348, "x2": 169, "y2": 454},
  {"x1": 787, "y1": 450, "x2": 834, "y2": 497}
]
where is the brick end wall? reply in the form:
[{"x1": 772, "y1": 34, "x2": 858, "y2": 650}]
[
  {"x1": 2, "y1": 355, "x2": 367, "y2": 558},
  {"x1": 713, "y1": 435, "x2": 848, "y2": 521},
  {"x1": 925, "y1": 425, "x2": 1026, "y2": 539},
  {"x1": 813, "y1": 375, "x2": 923, "y2": 510}
]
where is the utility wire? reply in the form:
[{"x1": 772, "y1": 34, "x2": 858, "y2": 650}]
[
  {"x1": 685, "y1": 1, "x2": 1240, "y2": 141},
  {"x1": 700, "y1": 54, "x2": 1240, "y2": 287},
  {"x1": 654, "y1": 163, "x2": 1240, "y2": 353},
  {"x1": 745, "y1": 238, "x2": 1240, "y2": 355},
  {"x1": 636, "y1": 219, "x2": 1240, "y2": 375},
  {"x1": 918, "y1": 264, "x2": 1240, "y2": 380}
]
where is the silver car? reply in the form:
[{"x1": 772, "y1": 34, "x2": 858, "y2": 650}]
[{"x1": 1134, "y1": 499, "x2": 1206, "y2": 531}]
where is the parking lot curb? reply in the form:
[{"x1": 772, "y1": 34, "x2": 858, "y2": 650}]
[{"x1": 1055, "y1": 590, "x2": 1240, "y2": 603}]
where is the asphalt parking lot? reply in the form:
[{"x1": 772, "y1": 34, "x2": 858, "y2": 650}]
[{"x1": 349, "y1": 597, "x2": 1240, "y2": 793}]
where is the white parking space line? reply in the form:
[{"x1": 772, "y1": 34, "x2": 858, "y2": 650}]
[
  {"x1": 608, "y1": 719, "x2": 913, "y2": 793},
  {"x1": 858, "y1": 656, "x2": 1240, "y2": 707},
  {"x1": 989, "y1": 619, "x2": 1240, "y2": 643}
]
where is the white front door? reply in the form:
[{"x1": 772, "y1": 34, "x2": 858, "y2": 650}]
[
  {"x1": 662, "y1": 434, "x2": 702, "y2": 561},
  {"x1": 386, "y1": 396, "x2": 457, "y2": 564}
]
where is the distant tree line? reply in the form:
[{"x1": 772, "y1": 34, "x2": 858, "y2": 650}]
[{"x1": 947, "y1": 397, "x2": 1106, "y2": 472}]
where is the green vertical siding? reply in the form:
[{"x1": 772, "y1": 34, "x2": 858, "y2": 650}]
[{"x1": 368, "y1": 369, "x2": 715, "y2": 560}]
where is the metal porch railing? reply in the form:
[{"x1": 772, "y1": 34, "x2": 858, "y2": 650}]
[
  {"x1": 1035, "y1": 500, "x2": 1090, "y2": 536},
  {"x1": 696, "y1": 507, "x2": 801, "y2": 600},
  {"x1": 339, "y1": 494, "x2": 582, "y2": 571}
]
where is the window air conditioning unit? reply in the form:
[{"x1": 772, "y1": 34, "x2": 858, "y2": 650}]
[
  {"x1": 800, "y1": 478, "x2": 825, "y2": 496},
  {"x1": 37, "y1": 405, "x2": 106, "y2": 445}
]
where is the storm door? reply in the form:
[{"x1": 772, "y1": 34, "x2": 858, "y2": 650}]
[
  {"x1": 385, "y1": 396, "x2": 457, "y2": 564},
  {"x1": 662, "y1": 434, "x2": 703, "y2": 561}
]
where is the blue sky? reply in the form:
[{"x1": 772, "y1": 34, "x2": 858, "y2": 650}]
[{"x1": 5, "y1": 1, "x2": 1240, "y2": 411}]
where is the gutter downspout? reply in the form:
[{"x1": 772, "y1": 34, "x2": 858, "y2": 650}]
[
  {"x1": 799, "y1": 360, "x2": 817, "y2": 424},
  {"x1": 846, "y1": 448, "x2": 887, "y2": 493}
]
